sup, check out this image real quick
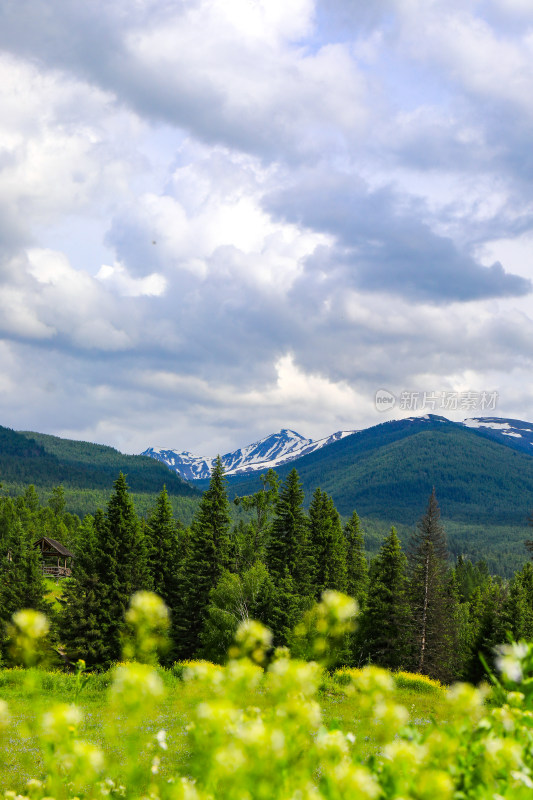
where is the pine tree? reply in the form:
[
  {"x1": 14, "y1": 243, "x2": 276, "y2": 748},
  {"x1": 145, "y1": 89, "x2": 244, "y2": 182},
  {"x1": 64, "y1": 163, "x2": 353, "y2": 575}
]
[
  {"x1": 464, "y1": 577, "x2": 507, "y2": 683},
  {"x1": 145, "y1": 486, "x2": 183, "y2": 662},
  {"x1": 496, "y1": 563, "x2": 533, "y2": 642},
  {"x1": 267, "y1": 468, "x2": 311, "y2": 596},
  {"x1": 266, "y1": 567, "x2": 300, "y2": 648},
  {"x1": 408, "y1": 489, "x2": 458, "y2": 680},
  {"x1": 344, "y1": 511, "x2": 368, "y2": 608},
  {"x1": 48, "y1": 486, "x2": 66, "y2": 517},
  {"x1": 177, "y1": 456, "x2": 232, "y2": 658},
  {"x1": 308, "y1": 489, "x2": 346, "y2": 599},
  {"x1": 61, "y1": 474, "x2": 145, "y2": 667},
  {"x1": 0, "y1": 517, "x2": 46, "y2": 661},
  {"x1": 358, "y1": 527, "x2": 411, "y2": 670},
  {"x1": 59, "y1": 514, "x2": 108, "y2": 667}
]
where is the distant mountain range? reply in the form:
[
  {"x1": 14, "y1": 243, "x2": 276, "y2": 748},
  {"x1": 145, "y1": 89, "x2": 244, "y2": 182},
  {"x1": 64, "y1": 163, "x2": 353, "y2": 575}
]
[
  {"x1": 2, "y1": 414, "x2": 533, "y2": 575},
  {"x1": 141, "y1": 428, "x2": 357, "y2": 481},
  {"x1": 142, "y1": 415, "x2": 533, "y2": 483}
]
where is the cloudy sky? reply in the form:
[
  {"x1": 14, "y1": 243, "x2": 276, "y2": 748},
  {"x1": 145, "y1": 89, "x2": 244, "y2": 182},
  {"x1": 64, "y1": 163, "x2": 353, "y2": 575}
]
[{"x1": 1, "y1": 0, "x2": 533, "y2": 456}]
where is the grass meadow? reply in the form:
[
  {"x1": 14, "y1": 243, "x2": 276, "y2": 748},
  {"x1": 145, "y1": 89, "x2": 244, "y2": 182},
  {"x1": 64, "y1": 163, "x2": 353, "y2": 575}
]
[{"x1": 0, "y1": 665, "x2": 449, "y2": 793}]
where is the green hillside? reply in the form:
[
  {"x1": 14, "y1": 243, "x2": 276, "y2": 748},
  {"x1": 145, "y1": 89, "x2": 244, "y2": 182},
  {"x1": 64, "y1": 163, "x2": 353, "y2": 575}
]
[
  {"x1": 222, "y1": 418, "x2": 533, "y2": 525},
  {"x1": 214, "y1": 417, "x2": 533, "y2": 576},
  {"x1": 0, "y1": 425, "x2": 201, "y2": 519}
]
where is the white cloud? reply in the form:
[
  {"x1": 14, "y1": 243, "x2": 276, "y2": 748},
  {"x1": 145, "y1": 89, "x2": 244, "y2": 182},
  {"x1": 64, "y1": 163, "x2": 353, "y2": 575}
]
[
  {"x1": 97, "y1": 263, "x2": 167, "y2": 297},
  {"x1": 1, "y1": 0, "x2": 533, "y2": 454},
  {"x1": 396, "y1": 4, "x2": 533, "y2": 114}
]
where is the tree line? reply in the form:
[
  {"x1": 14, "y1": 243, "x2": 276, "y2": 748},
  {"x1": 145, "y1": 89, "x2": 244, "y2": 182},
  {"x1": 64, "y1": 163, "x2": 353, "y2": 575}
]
[{"x1": 1, "y1": 465, "x2": 533, "y2": 681}]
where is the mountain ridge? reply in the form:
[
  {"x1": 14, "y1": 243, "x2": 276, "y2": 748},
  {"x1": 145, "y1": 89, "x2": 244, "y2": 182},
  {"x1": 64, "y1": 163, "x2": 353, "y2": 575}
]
[
  {"x1": 142, "y1": 414, "x2": 533, "y2": 482},
  {"x1": 141, "y1": 427, "x2": 358, "y2": 480}
]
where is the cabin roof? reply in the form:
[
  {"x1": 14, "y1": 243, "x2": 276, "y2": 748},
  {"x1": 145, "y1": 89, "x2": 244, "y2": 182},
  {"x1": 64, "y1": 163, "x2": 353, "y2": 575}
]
[{"x1": 33, "y1": 536, "x2": 74, "y2": 558}]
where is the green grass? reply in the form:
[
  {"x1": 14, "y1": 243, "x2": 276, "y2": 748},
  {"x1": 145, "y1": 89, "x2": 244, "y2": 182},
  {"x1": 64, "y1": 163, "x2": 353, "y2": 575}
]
[{"x1": 0, "y1": 666, "x2": 453, "y2": 793}]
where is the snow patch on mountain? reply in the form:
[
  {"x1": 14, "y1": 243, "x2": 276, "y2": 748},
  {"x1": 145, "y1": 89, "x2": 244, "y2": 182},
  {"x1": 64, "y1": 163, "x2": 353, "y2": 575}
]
[
  {"x1": 462, "y1": 417, "x2": 533, "y2": 450},
  {"x1": 141, "y1": 428, "x2": 358, "y2": 481}
]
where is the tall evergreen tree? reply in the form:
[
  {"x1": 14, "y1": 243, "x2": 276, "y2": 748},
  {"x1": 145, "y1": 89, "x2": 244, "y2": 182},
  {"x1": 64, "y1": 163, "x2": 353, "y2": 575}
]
[
  {"x1": 308, "y1": 488, "x2": 347, "y2": 599},
  {"x1": 0, "y1": 516, "x2": 46, "y2": 662},
  {"x1": 408, "y1": 489, "x2": 459, "y2": 680},
  {"x1": 464, "y1": 577, "x2": 507, "y2": 683},
  {"x1": 177, "y1": 456, "x2": 232, "y2": 658},
  {"x1": 145, "y1": 486, "x2": 183, "y2": 662},
  {"x1": 267, "y1": 468, "x2": 311, "y2": 593},
  {"x1": 344, "y1": 511, "x2": 368, "y2": 608},
  {"x1": 496, "y1": 562, "x2": 533, "y2": 642},
  {"x1": 358, "y1": 527, "x2": 410, "y2": 670},
  {"x1": 61, "y1": 473, "x2": 146, "y2": 667},
  {"x1": 59, "y1": 513, "x2": 108, "y2": 667}
]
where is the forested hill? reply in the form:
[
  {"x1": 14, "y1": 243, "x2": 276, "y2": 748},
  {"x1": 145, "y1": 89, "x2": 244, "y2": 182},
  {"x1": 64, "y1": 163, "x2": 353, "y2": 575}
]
[
  {"x1": 220, "y1": 415, "x2": 533, "y2": 526},
  {"x1": 0, "y1": 425, "x2": 199, "y2": 497}
]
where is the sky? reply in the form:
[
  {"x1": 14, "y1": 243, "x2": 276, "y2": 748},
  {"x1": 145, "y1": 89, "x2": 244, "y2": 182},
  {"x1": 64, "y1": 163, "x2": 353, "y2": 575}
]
[{"x1": 1, "y1": 0, "x2": 533, "y2": 457}]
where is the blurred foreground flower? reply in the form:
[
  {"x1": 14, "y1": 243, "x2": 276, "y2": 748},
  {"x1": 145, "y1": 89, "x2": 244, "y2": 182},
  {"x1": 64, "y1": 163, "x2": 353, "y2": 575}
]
[{"x1": 8, "y1": 610, "x2": 50, "y2": 667}]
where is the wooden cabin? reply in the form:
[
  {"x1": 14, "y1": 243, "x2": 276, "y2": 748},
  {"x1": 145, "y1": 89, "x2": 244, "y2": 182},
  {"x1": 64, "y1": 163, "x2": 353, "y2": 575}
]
[{"x1": 33, "y1": 537, "x2": 74, "y2": 578}]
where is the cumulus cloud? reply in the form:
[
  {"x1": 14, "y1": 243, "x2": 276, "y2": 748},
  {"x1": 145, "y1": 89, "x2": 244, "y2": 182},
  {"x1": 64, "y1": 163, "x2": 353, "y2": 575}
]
[
  {"x1": 268, "y1": 174, "x2": 531, "y2": 303},
  {"x1": 0, "y1": 0, "x2": 369, "y2": 163},
  {"x1": 0, "y1": 0, "x2": 533, "y2": 453}
]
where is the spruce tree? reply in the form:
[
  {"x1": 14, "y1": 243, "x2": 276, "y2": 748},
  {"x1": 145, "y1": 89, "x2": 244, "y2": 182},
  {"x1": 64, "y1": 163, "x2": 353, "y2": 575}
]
[
  {"x1": 308, "y1": 489, "x2": 346, "y2": 599},
  {"x1": 0, "y1": 518, "x2": 46, "y2": 661},
  {"x1": 266, "y1": 468, "x2": 311, "y2": 596},
  {"x1": 358, "y1": 527, "x2": 410, "y2": 670},
  {"x1": 496, "y1": 563, "x2": 533, "y2": 642},
  {"x1": 408, "y1": 489, "x2": 458, "y2": 680},
  {"x1": 464, "y1": 577, "x2": 507, "y2": 683},
  {"x1": 177, "y1": 456, "x2": 232, "y2": 658},
  {"x1": 344, "y1": 511, "x2": 368, "y2": 608},
  {"x1": 145, "y1": 487, "x2": 183, "y2": 662},
  {"x1": 267, "y1": 567, "x2": 300, "y2": 648},
  {"x1": 63, "y1": 473, "x2": 144, "y2": 667},
  {"x1": 59, "y1": 514, "x2": 108, "y2": 667}
]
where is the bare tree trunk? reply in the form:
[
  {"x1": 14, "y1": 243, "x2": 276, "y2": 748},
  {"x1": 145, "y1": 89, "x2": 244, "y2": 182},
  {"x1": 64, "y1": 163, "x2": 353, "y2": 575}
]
[{"x1": 418, "y1": 550, "x2": 430, "y2": 672}]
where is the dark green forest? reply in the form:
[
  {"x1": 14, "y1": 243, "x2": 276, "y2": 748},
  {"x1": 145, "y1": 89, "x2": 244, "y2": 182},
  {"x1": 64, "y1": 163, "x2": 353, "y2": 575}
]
[
  {"x1": 0, "y1": 425, "x2": 200, "y2": 520},
  {"x1": 221, "y1": 418, "x2": 533, "y2": 524},
  {"x1": 2, "y1": 464, "x2": 533, "y2": 684},
  {"x1": 3, "y1": 420, "x2": 533, "y2": 575}
]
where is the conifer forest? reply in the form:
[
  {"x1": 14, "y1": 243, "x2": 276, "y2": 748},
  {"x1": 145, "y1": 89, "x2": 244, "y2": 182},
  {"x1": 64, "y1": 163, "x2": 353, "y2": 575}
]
[{"x1": 1, "y1": 461, "x2": 532, "y2": 684}]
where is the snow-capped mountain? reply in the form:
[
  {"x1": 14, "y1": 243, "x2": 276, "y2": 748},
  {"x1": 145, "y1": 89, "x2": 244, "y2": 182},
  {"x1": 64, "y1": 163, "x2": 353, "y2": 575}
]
[
  {"x1": 142, "y1": 415, "x2": 533, "y2": 483},
  {"x1": 462, "y1": 417, "x2": 533, "y2": 455},
  {"x1": 141, "y1": 428, "x2": 358, "y2": 481}
]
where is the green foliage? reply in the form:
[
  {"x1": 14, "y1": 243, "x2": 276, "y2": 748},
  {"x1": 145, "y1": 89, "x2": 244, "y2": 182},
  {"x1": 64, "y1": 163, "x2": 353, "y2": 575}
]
[
  {"x1": 308, "y1": 488, "x2": 347, "y2": 598},
  {"x1": 0, "y1": 424, "x2": 199, "y2": 499},
  {"x1": 344, "y1": 510, "x2": 368, "y2": 607},
  {"x1": 59, "y1": 474, "x2": 152, "y2": 668},
  {"x1": 232, "y1": 469, "x2": 280, "y2": 570},
  {"x1": 201, "y1": 561, "x2": 276, "y2": 663},
  {"x1": 5, "y1": 593, "x2": 533, "y2": 799},
  {"x1": 177, "y1": 457, "x2": 232, "y2": 658},
  {"x1": 267, "y1": 468, "x2": 310, "y2": 591},
  {"x1": 358, "y1": 527, "x2": 411, "y2": 670},
  {"x1": 408, "y1": 489, "x2": 460, "y2": 681},
  {"x1": 144, "y1": 487, "x2": 183, "y2": 662}
]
